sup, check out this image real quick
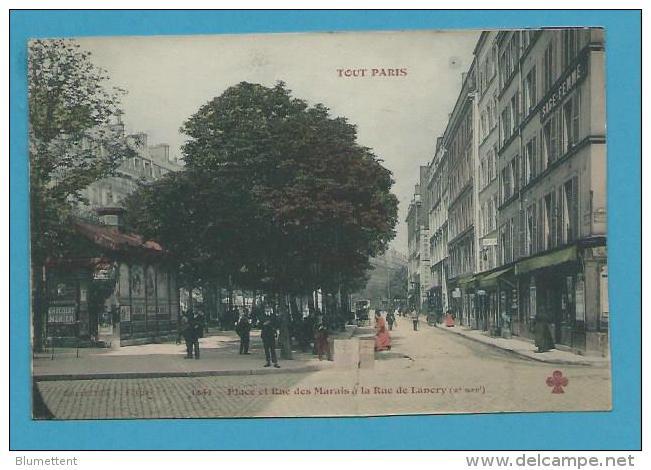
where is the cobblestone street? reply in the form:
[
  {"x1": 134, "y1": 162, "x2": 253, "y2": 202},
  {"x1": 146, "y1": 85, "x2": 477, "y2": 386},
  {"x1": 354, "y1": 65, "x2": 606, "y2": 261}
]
[{"x1": 35, "y1": 322, "x2": 611, "y2": 419}]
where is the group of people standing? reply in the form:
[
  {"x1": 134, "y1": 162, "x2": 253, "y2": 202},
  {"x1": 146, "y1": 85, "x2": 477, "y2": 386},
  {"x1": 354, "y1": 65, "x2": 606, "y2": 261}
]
[
  {"x1": 234, "y1": 310, "x2": 281, "y2": 368},
  {"x1": 180, "y1": 305, "x2": 339, "y2": 368}
]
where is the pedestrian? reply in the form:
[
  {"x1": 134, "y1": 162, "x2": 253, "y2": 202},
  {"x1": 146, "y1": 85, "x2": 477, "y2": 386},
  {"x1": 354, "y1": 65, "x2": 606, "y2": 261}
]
[
  {"x1": 182, "y1": 309, "x2": 200, "y2": 359},
  {"x1": 374, "y1": 311, "x2": 392, "y2": 351},
  {"x1": 445, "y1": 309, "x2": 455, "y2": 327},
  {"x1": 314, "y1": 319, "x2": 330, "y2": 360},
  {"x1": 235, "y1": 312, "x2": 251, "y2": 354},
  {"x1": 534, "y1": 311, "x2": 555, "y2": 353},
  {"x1": 386, "y1": 310, "x2": 396, "y2": 331},
  {"x1": 301, "y1": 314, "x2": 315, "y2": 352},
  {"x1": 411, "y1": 308, "x2": 419, "y2": 331},
  {"x1": 260, "y1": 317, "x2": 280, "y2": 368}
]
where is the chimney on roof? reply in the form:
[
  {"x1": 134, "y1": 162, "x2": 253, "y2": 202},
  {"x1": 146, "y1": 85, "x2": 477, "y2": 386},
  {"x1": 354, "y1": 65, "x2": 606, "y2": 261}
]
[{"x1": 96, "y1": 207, "x2": 126, "y2": 232}]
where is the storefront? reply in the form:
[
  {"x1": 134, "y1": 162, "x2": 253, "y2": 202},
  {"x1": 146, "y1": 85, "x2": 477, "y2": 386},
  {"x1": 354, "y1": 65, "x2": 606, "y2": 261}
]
[
  {"x1": 476, "y1": 267, "x2": 515, "y2": 337},
  {"x1": 43, "y1": 213, "x2": 180, "y2": 347},
  {"x1": 514, "y1": 243, "x2": 608, "y2": 355},
  {"x1": 448, "y1": 275, "x2": 476, "y2": 328}
]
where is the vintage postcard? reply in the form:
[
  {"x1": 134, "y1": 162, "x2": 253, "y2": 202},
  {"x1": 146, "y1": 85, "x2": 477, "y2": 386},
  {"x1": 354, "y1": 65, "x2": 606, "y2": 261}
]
[{"x1": 29, "y1": 29, "x2": 610, "y2": 419}]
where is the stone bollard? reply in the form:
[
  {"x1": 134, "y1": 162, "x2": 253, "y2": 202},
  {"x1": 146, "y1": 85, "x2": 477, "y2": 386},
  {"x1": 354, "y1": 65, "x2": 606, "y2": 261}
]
[
  {"x1": 329, "y1": 337, "x2": 360, "y2": 368},
  {"x1": 358, "y1": 336, "x2": 375, "y2": 369}
]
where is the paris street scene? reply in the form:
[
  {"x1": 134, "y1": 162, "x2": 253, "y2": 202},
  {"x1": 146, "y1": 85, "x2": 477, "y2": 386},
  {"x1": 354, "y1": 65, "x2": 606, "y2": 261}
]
[{"x1": 28, "y1": 29, "x2": 611, "y2": 419}]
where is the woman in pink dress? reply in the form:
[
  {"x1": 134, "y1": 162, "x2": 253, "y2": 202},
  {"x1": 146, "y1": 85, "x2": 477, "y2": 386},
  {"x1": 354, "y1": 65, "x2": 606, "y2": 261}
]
[{"x1": 374, "y1": 311, "x2": 392, "y2": 351}]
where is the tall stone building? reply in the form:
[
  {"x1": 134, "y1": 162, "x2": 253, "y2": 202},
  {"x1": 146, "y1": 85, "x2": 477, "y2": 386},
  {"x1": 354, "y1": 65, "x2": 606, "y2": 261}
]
[
  {"x1": 444, "y1": 63, "x2": 479, "y2": 327},
  {"x1": 474, "y1": 32, "x2": 503, "y2": 332},
  {"x1": 507, "y1": 29, "x2": 608, "y2": 354},
  {"x1": 406, "y1": 168, "x2": 431, "y2": 311},
  {"x1": 411, "y1": 28, "x2": 607, "y2": 356},
  {"x1": 426, "y1": 138, "x2": 449, "y2": 315},
  {"x1": 79, "y1": 122, "x2": 182, "y2": 214}
]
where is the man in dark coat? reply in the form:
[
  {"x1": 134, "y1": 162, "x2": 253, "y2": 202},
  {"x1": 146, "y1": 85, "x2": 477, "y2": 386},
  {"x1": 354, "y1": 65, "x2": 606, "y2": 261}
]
[
  {"x1": 534, "y1": 311, "x2": 555, "y2": 353},
  {"x1": 260, "y1": 317, "x2": 280, "y2": 368},
  {"x1": 386, "y1": 310, "x2": 396, "y2": 331},
  {"x1": 182, "y1": 309, "x2": 201, "y2": 359},
  {"x1": 235, "y1": 313, "x2": 252, "y2": 354}
]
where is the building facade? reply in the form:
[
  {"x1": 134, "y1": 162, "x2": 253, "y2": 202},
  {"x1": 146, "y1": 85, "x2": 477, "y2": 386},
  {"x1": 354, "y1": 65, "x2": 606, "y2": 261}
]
[
  {"x1": 45, "y1": 122, "x2": 184, "y2": 348},
  {"x1": 79, "y1": 124, "x2": 182, "y2": 214},
  {"x1": 444, "y1": 64, "x2": 479, "y2": 328},
  {"x1": 45, "y1": 209, "x2": 180, "y2": 347},
  {"x1": 474, "y1": 31, "x2": 503, "y2": 332},
  {"x1": 406, "y1": 171, "x2": 431, "y2": 311},
  {"x1": 509, "y1": 29, "x2": 608, "y2": 354},
  {"x1": 426, "y1": 138, "x2": 449, "y2": 316},
  {"x1": 409, "y1": 28, "x2": 607, "y2": 356}
]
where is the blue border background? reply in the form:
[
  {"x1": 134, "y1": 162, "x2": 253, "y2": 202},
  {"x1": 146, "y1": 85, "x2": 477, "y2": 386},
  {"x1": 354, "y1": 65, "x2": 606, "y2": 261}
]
[{"x1": 9, "y1": 10, "x2": 641, "y2": 450}]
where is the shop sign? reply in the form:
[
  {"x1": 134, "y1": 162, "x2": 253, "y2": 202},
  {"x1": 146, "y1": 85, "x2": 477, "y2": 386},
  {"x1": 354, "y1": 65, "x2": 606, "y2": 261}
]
[
  {"x1": 575, "y1": 278, "x2": 586, "y2": 322},
  {"x1": 48, "y1": 305, "x2": 76, "y2": 324},
  {"x1": 481, "y1": 238, "x2": 498, "y2": 247},
  {"x1": 540, "y1": 57, "x2": 587, "y2": 121},
  {"x1": 93, "y1": 262, "x2": 115, "y2": 281}
]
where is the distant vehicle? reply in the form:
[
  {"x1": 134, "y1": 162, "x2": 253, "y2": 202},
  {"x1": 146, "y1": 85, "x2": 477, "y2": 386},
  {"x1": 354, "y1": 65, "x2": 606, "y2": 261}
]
[{"x1": 354, "y1": 299, "x2": 371, "y2": 325}]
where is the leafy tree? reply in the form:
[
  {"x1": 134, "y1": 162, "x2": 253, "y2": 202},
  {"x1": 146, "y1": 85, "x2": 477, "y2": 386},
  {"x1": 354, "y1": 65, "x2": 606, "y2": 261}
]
[
  {"x1": 128, "y1": 82, "x2": 398, "y2": 358},
  {"x1": 28, "y1": 39, "x2": 133, "y2": 350}
]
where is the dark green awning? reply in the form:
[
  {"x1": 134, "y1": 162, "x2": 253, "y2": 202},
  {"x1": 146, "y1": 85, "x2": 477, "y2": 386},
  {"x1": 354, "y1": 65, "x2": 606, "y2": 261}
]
[
  {"x1": 515, "y1": 246, "x2": 577, "y2": 275},
  {"x1": 457, "y1": 274, "x2": 476, "y2": 286},
  {"x1": 477, "y1": 267, "x2": 513, "y2": 287}
]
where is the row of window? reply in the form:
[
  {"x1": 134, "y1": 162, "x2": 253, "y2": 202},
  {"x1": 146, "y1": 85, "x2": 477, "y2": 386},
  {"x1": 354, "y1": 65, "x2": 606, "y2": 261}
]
[
  {"x1": 500, "y1": 89, "x2": 581, "y2": 206},
  {"x1": 125, "y1": 156, "x2": 169, "y2": 179},
  {"x1": 498, "y1": 32, "x2": 520, "y2": 92},
  {"x1": 498, "y1": 30, "x2": 584, "y2": 96},
  {"x1": 449, "y1": 145, "x2": 473, "y2": 204},
  {"x1": 478, "y1": 42, "x2": 498, "y2": 98},
  {"x1": 499, "y1": 176, "x2": 579, "y2": 264},
  {"x1": 500, "y1": 92, "x2": 521, "y2": 145},
  {"x1": 448, "y1": 192, "x2": 474, "y2": 241},
  {"x1": 479, "y1": 195, "x2": 499, "y2": 237},
  {"x1": 449, "y1": 237, "x2": 475, "y2": 279},
  {"x1": 446, "y1": 110, "x2": 473, "y2": 202},
  {"x1": 479, "y1": 96, "x2": 499, "y2": 142},
  {"x1": 478, "y1": 145, "x2": 498, "y2": 191},
  {"x1": 429, "y1": 230, "x2": 449, "y2": 265}
]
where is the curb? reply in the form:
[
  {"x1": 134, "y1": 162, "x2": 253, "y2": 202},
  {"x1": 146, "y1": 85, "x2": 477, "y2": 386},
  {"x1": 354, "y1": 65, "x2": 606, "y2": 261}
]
[
  {"x1": 435, "y1": 325, "x2": 607, "y2": 367},
  {"x1": 33, "y1": 363, "x2": 332, "y2": 382}
]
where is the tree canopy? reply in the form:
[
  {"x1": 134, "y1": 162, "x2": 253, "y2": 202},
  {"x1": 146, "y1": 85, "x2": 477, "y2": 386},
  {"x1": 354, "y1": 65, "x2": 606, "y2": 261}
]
[
  {"x1": 29, "y1": 39, "x2": 133, "y2": 264},
  {"x1": 126, "y1": 81, "x2": 398, "y2": 297}
]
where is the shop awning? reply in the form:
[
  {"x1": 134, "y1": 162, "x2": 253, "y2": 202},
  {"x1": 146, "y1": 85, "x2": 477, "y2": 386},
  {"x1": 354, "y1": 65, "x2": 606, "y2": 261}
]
[
  {"x1": 457, "y1": 274, "x2": 476, "y2": 286},
  {"x1": 515, "y1": 246, "x2": 577, "y2": 275},
  {"x1": 477, "y1": 267, "x2": 513, "y2": 287}
]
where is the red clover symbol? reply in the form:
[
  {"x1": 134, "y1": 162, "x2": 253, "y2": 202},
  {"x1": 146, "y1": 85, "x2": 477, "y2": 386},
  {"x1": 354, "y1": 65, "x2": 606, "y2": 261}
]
[{"x1": 546, "y1": 370, "x2": 569, "y2": 394}]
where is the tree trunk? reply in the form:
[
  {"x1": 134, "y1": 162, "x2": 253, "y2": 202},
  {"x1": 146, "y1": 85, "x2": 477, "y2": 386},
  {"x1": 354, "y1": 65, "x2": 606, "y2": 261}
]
[{"x1": 279, "y1": 292, "x2": 292, "y2": 360}]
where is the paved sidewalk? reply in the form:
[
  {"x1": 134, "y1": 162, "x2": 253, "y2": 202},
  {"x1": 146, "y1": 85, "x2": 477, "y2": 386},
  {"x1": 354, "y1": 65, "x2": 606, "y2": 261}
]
[
  {"x1": 33, "y1": 330, "x2": 333, "y2": 381},
  {"x1": 435, "y1": 324, "x2": 609, "y2": 367}
]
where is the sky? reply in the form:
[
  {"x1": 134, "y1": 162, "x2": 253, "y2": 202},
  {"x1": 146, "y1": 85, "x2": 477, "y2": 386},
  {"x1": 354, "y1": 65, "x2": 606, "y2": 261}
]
[{"x1": 76, "y1": 30, "x2": 480, "y2": 254}]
